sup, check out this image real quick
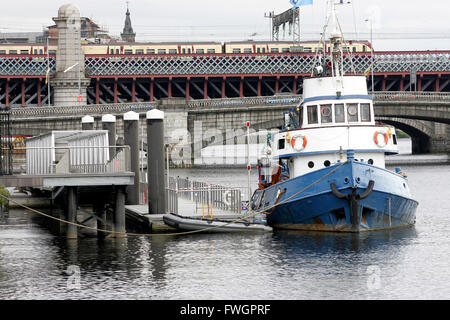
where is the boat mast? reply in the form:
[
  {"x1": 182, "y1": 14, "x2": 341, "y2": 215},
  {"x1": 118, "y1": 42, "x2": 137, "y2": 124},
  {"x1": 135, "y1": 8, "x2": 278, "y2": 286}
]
[{"x1": 329, "y1": 0, "x2": 344, "y2": 78}]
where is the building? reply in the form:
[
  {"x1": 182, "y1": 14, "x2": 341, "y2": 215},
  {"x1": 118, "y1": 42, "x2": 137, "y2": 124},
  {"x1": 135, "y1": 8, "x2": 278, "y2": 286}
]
[
  {"x1": 45, "y1": 17, "x2": 111, "y2": 44},
  {"x1": 121, "y1": 5, "x2": 136, "y2": 43},
  {"x1": 0, "y1": 32, "x2": 45, "y2": 44}
]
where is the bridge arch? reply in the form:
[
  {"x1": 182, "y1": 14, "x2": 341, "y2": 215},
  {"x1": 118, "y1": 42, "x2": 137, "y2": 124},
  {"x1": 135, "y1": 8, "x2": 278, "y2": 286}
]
[{"x1": 376, "y1": 117, "x2": 433, "y2": 154}]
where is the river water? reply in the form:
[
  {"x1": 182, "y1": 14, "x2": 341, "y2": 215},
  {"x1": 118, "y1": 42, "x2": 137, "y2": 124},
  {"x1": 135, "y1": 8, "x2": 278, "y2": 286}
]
[{"x1": 1, "y1": 139, "x2": 450, "y2": 300}]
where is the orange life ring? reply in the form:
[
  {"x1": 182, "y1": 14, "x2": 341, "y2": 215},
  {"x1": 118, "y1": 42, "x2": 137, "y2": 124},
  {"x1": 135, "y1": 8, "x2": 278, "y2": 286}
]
[
  {"x1": 374, "y1": 131, "x2": 389, "y2": 147},
  {"x1": 291, "y1": 134, "x2": 307, "y2": 151}
]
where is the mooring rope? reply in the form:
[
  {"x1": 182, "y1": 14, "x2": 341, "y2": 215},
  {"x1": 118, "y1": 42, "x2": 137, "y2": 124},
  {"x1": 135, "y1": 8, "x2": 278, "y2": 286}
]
[{"x1": 0, "y1": 161, "x2": 347, "y2": 237}]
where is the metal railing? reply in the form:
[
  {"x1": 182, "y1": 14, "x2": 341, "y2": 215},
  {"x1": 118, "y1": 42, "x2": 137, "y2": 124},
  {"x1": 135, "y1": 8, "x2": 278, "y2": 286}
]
[
  {"x1": 372, "y1": 91, "x2": 450, "y2": 102},
  {"x1": 1, "y1": 52, "x2": 449, "y2": 77},
  {"x1": 17, "y1": 146, "x2": 131, "y2": 175},
  {"x1": 166, "y1": 176, "x2": 243, "y2": 215}
]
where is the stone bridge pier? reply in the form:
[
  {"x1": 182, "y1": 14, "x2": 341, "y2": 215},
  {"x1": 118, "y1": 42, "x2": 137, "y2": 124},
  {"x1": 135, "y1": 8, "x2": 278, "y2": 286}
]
[{"x1": 377, "y1": 117, "x2": 449, "y2": 154}]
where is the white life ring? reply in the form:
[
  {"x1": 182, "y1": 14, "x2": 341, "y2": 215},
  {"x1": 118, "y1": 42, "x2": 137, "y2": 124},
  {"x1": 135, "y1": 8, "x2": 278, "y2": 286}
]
[
  {"x1": 374, "y1": 131, "x2": 389, "y2": 148},
  {"x1": 291, "y1": 134, "x2": 307, "y2": 151}
]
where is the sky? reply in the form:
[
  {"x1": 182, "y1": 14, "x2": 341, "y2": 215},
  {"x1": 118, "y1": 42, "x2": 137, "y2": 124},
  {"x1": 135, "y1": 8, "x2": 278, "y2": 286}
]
[{"x1": 0, "y1": 0, "x2": 449, "y2": 51}]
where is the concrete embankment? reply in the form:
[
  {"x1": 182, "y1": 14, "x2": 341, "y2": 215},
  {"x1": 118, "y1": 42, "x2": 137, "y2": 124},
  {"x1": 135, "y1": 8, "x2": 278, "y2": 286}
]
[
  {"x1": 5, "y1": 189, "x2": 52, "y2": 208},
  {"x1": 385, "y1": 154, "x2": 450, "y2": 166}
]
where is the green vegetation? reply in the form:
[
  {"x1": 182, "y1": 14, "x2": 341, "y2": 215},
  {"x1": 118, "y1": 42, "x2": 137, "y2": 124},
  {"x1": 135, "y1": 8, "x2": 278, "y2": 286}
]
[
  {"x1": 396, "y1": 130, "x2": 410, "y2": 139},
  {"x1": 0, "y1": 185, "x2": 10, "y2": 206}
]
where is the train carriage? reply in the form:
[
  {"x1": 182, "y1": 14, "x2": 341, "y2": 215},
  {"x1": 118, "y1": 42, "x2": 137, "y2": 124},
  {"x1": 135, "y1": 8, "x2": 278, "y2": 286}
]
[{"x1": 0, "y1": 40, "x2": 372, "y2": 56}]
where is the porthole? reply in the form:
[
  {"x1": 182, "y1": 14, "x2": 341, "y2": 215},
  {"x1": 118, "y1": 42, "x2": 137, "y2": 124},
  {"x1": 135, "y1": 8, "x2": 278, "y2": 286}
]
[
  {"x1": 308, "y1": 161, "x2": 315, "y2": 168},
  {"x1": 368, "y1": 159, "x2": 374, "y2": 165},
  {"x1": 324, "y1": 160, "x2": 331, "y2": 167}
]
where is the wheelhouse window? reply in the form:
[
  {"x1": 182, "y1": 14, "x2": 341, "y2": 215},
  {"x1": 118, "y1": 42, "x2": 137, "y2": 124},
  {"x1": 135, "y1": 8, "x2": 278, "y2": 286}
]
[
  {"x1": 347, "y1": 103, "x2": 359, "y2": 122},
  {"x1": 335, "y1": 104, "x2": 345, "y2": 123},
  {"x1": 320, "y1": 104, "x2": 333, "y2": 124},
  {"x1": 307, "y1": 105, "x2": 318, "y2": 124},
  {"x1": 360, "y1": 103, "x2": 371, "y2": 122}
]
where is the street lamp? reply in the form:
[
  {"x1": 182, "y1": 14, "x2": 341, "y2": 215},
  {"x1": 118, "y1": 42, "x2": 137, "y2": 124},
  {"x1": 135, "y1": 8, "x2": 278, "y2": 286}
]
[{"x1": 365, "y1": 18, "x2": 374, "y2": 93}]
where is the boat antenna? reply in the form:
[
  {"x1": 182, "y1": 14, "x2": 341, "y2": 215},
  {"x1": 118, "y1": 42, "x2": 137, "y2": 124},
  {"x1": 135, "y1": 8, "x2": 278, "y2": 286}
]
[
  {"x1": 329, "y1": 0, "x2": 345, "y2": 78},
  {"x1": 310, "y1": 4, "x2": 332, "y2": 77}
]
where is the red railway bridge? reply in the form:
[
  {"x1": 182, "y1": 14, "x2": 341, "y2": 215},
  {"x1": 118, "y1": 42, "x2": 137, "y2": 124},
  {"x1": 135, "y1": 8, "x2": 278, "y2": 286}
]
[{"x1": 1, "y1": 50, "x2": 449, "y2": 107}]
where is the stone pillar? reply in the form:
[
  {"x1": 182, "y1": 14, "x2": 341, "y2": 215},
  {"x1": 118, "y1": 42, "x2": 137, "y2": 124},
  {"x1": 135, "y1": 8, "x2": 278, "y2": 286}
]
[
  {"x1": 66, "y1": 186, "x2": 78, "y2": 239},
  {"x1": 430, "y1": 122, "x2": 448, "y2": 153},
  {"x1": 81, "y1": 115, "x2": 94, "y2": 130},
  {"x1": 52, "y1": 4, "x2": 90, "y2": 106},
  {"x1": 123, "y1": 111, "x2": 140, "y2": 205},
  {"x1": 113, "y1": 186, "x2": 126, "y2": 238},
  {"x1": 147, "y1": 109, "x2": 166, "y2": 215},
  {"x1": 102, "y1": 114, "x2": 116, "y2": 160},
  {"x1": 447, "y1": 124, "x2": 450, "y2": 153}
]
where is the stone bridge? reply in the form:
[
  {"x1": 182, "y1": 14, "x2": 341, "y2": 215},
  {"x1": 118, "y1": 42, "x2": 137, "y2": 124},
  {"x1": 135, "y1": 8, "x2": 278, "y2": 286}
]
[{"x1": 7, "y1": 92, "x2": 450, "y2": 164}]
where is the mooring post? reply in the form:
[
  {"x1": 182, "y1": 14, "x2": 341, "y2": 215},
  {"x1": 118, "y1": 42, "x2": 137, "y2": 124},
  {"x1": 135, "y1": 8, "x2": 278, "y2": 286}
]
[
  {"x1": 113, "y1": 186, "x2": 126, "y2": 238},
  {"x1": 81, "y1": 115, "x2": 94, "y2": 131},
  {"x1": 67, "y1": 186, "x2": 78, "y2": 239},
  {"x1": 124, "y1": 111, "x2": 140, "y2": 205},
  {"x1": 147, "y1": 109, "x2": 166, "y2": 215},
  {"x1": 102, "y1": 114, "x2": 116, "y2": 160}
]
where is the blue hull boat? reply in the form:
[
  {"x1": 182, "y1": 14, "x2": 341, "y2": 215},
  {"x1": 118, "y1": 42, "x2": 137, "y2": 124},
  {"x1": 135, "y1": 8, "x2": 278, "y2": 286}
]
[
  {"x1": 251, "y1": 155, "x2": 418, "y2": 232},
  {"x1": 249, "y1": 1, "x2": 418, "y2": 232}
]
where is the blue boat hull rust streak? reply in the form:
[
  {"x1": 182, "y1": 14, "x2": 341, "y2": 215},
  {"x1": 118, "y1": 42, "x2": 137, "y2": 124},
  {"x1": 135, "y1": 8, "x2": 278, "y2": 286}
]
[{"x1": 251, "y1": 161, "x2": 418, "y2": 232}]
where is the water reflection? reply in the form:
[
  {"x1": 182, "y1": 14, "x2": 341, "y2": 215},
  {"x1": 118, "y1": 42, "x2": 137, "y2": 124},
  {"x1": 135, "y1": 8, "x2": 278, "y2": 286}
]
[
  {"x1": 2, "y1": 156, "x2": 450, "y2": 299},
  {"x1": 272, "y1": 227, "x2": 418, "y2": 255}
]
